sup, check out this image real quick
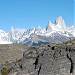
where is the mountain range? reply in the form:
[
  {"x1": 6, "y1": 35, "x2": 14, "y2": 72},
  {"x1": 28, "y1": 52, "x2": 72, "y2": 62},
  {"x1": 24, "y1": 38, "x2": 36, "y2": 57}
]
[{"x1": 0, "y1": 16, "x2": 75, "y2": 45}]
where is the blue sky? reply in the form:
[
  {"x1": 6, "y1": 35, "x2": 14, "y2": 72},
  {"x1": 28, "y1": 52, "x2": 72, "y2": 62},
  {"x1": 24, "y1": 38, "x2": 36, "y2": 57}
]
[{"x1": 0, "y1": 0, "x2": 74, "y2": 32}]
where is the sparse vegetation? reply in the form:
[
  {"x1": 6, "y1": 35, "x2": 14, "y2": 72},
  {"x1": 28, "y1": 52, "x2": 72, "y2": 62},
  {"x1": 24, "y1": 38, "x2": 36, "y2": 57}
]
[
  {"x1": 48, "y1": 39, "x2": 75, "y2": 47},
  {"x1": 1, "y1": 67, "x2": 10, "y2": 75}
]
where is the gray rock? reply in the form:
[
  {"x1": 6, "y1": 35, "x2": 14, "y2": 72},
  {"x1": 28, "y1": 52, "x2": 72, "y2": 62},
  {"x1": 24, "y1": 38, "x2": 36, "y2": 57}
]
[{"x1": 0, "y1": 44, "x2": 75, "y2": 75}]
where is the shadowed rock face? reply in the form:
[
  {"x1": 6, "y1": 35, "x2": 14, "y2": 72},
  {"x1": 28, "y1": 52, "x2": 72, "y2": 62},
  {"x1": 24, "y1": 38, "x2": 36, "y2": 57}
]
[{"x1": 0, "y1": 44, "x2": 75, "y2": 75}]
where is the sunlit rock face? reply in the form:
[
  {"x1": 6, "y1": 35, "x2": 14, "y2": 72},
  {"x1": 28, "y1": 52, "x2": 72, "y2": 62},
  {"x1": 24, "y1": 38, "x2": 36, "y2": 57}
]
[
  {"x1": 46, "y1": 21, "x2": 55, "y2": 32},
  {"x1": 55, "y1": 16, "x2": 66, "y2": 28}
]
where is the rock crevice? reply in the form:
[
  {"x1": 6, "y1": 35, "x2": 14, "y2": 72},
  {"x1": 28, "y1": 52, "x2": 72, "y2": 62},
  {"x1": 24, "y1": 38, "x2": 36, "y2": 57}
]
[{"x1": 67, "y1": 54, "x2": 74, "y2": 73}]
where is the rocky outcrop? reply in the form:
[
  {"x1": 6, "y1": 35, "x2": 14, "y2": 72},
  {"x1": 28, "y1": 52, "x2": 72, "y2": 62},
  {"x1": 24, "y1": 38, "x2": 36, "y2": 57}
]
[{"x1": 0, "y1": 44, "x2": 75, "y2": 75}]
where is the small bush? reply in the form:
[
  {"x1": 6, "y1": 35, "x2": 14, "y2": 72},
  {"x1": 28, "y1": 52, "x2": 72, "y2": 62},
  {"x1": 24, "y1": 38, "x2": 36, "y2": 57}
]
[{"x1": 1, "y1": 67, "x2": 10, "y2": 75}]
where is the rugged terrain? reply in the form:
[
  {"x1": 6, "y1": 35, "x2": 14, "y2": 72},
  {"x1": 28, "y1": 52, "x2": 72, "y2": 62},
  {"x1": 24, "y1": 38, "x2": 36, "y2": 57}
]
[{"x1": 0, "y1": 39, "x2": 75, "y2": 75}]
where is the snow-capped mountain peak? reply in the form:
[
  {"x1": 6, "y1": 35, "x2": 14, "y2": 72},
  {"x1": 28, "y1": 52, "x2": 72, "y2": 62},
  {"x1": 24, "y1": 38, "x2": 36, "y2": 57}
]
[
  {"x1": 55, "y1": 16, "x2": 66, "y2": 29},
  {"x1": 55, "y1": 16, "x2": 65, "y2": 25},
  {"x1": 0, "y1": 16, "x2": 75, "y2": 45},
  {"x1": 46, "y1": 17, "x2": 67, "y2": 32}
]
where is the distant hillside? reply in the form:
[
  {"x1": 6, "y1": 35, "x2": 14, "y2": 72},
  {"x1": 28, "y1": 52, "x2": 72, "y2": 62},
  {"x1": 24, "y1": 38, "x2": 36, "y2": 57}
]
[{"x1": 65, "y1": 38, "x2": 75, "y2": 44}]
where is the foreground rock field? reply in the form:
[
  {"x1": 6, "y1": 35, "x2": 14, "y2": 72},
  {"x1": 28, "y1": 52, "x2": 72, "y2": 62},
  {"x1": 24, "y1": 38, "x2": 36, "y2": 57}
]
[{"x1": 0, "y1": 40, "x2": 75, "y2": 75}]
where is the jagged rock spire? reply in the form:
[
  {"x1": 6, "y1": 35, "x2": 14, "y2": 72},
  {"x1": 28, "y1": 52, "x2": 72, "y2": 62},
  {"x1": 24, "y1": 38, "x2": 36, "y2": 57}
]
[
  {"x1": 46, "y1": 21, "x2": 53, "y2": 31},
  {"x1": 55, "y1": 16, "x2": 66, "y2": 28},
  {"x1": 46, "y1": 21, "x2": 51, "y2": 31}
]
